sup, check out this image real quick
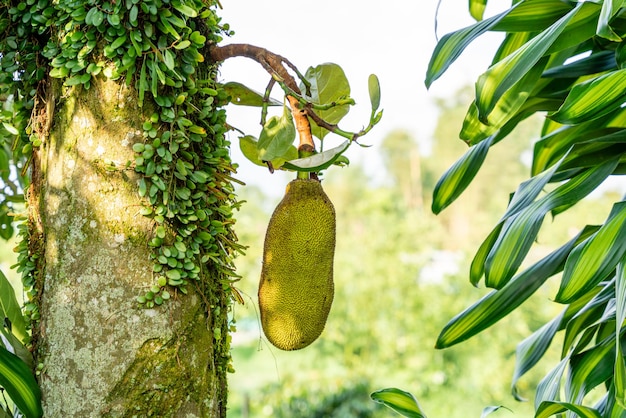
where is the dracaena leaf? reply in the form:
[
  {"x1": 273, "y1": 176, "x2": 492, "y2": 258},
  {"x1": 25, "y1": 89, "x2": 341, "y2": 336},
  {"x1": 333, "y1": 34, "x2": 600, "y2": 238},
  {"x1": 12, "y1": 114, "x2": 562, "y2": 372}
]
[
  {"x1": 475, "y1": 3, "x2": 586, "y2": 123},
  {"x1": 0, "y1": 269, "x2": 26, "y2": 343},
  {"x1": 485, "y1": 158, "x2": 618, "y2": 288},
  {"x1": 431, "y1": 136, "x2": 493, "y2": 214},
  {"x1": 0, "y1": 346, "x2": 42, "y2": 418},
  {"x1": 437, "y1": 228, "x2": 585, "y2": 349},
  {"x1": 556, "y1": 200, "x2": 626, "y2": 303},
  {"x1": 550, "y1": 69, "x2": 626, "y2": 124},
  {"x1": 370, "y1": 388, "x2": 427, "y2": 418},
  {"x1": 535, "y1": 401, "x2": 602, "y2": 418}
]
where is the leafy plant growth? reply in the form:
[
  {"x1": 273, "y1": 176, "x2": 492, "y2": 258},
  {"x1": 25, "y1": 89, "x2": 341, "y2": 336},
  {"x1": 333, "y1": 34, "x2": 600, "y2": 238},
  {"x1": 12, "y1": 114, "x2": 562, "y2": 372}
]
[{"x1": 380, "y1": 0, "x2": 626, "y2": 416}]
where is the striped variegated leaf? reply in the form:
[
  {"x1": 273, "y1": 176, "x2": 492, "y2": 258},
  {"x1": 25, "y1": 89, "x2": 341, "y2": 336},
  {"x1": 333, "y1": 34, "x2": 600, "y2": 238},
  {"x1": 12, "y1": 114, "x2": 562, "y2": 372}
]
[
  {"x1": 596, "y1": 0, "x2": 625, "y2": 41},
  {"x1": 561, "y1": 281, "x2": 613, "y2": 357},
  {"x1": 426, "y1": 10, "x2": 513, "y2": 88},
  {"x1": 511, "y1": 314, "x2": 563, "y2": 401},
  {"x1": 437, "y1": 226, "x2": 593, "y2": 349},
  {"x1": 485, "y1": 158, "x2": 618, "y2": 288},
  {"x1": 535, "y1": 401, "x2": 602, "y2": 418},
  {"x1": 370, "y1": 388, "x2": 427, "y2": 418},
  {"x1": 556, "y1": 201, "x2": 626, "y2": 303},
  {"x1": 0, "y1": 346, "x2": 42, "y2": 418},
  {"x1": 475, "y1": 3, "x2": 586, "y2": 123},
  {"x1": 550, "y1": 69, "x2": 626, "y2": 125},
  {"x1": 431, "y1": 136, "x2": 493, "y2": 214},
  {"x1": 567, "y1": 336, "x2": 615, "y2": 404},
  {"x1": 534, "y1": 356, "x2": 570, "y2": 408}
]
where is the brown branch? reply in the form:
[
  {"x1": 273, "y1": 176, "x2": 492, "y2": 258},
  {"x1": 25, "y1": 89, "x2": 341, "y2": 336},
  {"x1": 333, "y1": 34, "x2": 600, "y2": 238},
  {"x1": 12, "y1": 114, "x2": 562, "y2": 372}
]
[{"x1": 209, "y1": 43, "x2": 315, "y2": 153}]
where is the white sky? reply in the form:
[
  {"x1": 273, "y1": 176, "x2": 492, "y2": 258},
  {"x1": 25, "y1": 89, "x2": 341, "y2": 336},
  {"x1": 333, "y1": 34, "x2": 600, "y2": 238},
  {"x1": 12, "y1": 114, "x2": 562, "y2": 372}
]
[{"x1": 217, "y1": 1, "x2": 510, "y2": 193}]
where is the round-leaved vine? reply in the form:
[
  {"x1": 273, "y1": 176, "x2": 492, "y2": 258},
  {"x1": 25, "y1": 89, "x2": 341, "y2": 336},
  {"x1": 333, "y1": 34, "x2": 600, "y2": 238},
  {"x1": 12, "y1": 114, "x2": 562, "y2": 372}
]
[{"x1": 4, "y1": 0, "x2": 246, "y2": 376}]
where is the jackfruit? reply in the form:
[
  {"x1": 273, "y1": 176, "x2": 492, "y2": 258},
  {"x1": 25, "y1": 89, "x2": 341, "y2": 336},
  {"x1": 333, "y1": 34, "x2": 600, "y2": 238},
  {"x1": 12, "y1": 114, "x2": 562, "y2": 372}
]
[{"x1": 258, "y1": 178, "x2": 336, "y2": 350}]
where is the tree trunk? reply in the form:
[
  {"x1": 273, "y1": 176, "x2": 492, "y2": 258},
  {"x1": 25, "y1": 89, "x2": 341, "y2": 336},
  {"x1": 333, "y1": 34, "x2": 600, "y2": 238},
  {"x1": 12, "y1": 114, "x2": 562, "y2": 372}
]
[{"x1": 32, "y1": 78, "x2": 228, "y2": 417}]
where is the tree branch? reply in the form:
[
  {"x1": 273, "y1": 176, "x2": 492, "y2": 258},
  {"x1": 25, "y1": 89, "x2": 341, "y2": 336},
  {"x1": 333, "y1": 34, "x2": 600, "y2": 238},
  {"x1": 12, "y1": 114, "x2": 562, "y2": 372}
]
[{"x1": 208, "y1": 43, "x2": 315, "y2": 154}]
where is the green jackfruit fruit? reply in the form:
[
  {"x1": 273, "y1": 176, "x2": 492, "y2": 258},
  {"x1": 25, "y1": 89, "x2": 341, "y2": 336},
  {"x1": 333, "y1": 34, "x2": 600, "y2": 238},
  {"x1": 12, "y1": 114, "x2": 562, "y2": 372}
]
[{"x1": 258, "y1": 178, "x2": 336, "y2": 351}]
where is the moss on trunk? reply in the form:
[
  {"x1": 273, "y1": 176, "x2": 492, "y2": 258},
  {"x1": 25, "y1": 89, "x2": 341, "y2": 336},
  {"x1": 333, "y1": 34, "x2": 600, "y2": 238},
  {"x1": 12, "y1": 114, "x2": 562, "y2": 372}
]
[{"x1": 35, "y1": 77, "x2": 227, "y2": 417}]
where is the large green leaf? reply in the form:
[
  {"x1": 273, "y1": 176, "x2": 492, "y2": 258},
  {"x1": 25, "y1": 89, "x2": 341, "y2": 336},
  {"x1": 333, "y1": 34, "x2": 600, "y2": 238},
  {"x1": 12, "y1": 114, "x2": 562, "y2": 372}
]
[
  {"x1": 301, "y1": 63, "x2": 350, "y2": 140},
  {"x1": 534, "y1": 356, "x2": 569, "y2": 408},
  {"x1": 596, "y1": 0, "x2": 625, "y2": 41},
  {"x1": 567, "y1": 335, "x2": 615, "y2": 404},
  {"x1": 436, "y1": 226, "x2": 591, "y2": 349},
  {"x1": 239, "y1": 135, "x2": 298, "y2": 169},
  {"x1": 511, "y1": 314, "x2": 564, "y2": 401},
  {"x1": 222, "y1": 81, "x2": 281, "y2": 107},
  {"x1": 474, "y1": 3, "x2": 587, "y2": 123},
  {"x1": 425, "y1": 10, "x2": 511, "y2": 88},
  {"x1": 550, "y1": 69, "x2": 626, "y2": 125},
  {"x1": 462, "y1": 56, "x2": 547, "y2": 144},
  {"x1": 535, "y1": 401, "x2": 602, "y2": 418},
  {"x1": 281, "y1": 141, "x2": 349, "y2": 172},
  {"x1": 256, "y1": 104, "x2": 296, "y2": 162},
  {"x1": 484, "y1": 157, "x2": 619, "y2": 288},
  {"x1": 370, "y1": 388, "x2": 427, "y2": 418},
  {"x1": 556, "y1": 201, "x2": 626, "y2": 303},
  {"x1": 431, "y1": 136, "x2": 492, "y2": 214},
  {"x1": 0, "y1": 269, "x2": 26, "y2": 343},
  {"x1": 0, "y1": 346, "x2": 42, "y2": 418}
]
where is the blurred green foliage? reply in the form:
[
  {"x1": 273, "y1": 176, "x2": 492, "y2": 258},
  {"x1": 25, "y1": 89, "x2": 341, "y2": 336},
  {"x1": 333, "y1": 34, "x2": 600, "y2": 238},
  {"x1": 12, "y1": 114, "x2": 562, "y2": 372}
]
[{"x1": 225, "y1": 90, "x2": 618, "y2": 417}]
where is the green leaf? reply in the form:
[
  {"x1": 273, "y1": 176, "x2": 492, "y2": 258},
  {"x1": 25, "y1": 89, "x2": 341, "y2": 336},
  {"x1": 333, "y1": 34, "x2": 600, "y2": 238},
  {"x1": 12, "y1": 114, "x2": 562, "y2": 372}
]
[
  {"x1": 257, "y1": 105, "x2": 296, "y2": 162},
  {"x1": 469, "y1": 0, "x2": 487, "y2": 21},
  {"x1": 0, "y1": 269, "x2": 27, "y2": 343},
  {"x1": 474, "y1": 4, "x2": 583, "y2": 123},
  {"x1": 0, "y1": 326, "x2": 33, "y2": 370},
  {"x1": 368, "y1": 74, "x2": 381, "y2": 112},
  {"x1": 2, "y1": 122, "x2": 18, "y2": 136},
  {"x1": 174, "y1": 40, "x2": 191, "y2": 50},
  {"x1": 172, "y1": 0, "x2": 197, "y2": 17},
  {"x1": 567, "y1": 336, "x2": 615, "y2": 404},
  {"x1": 239, "y1": 135, "x2": 297, "y2": 169},
  {"x1": 535, "y1": 356, "x2": 569, "y2": 408},
  {"x1": 110, "y1": 34, "x2": 127, "y2": 51},
  {"x1": 512, "y1": 313, "x2": 564, "y2": 402},
  {"x1": 461, "y1": 56, "x2": 547, "y2": 144},
  {"x1": 535, "y1": 401, "x2": 602, "y2": 418},
  {"x1": 222, "y1": 82, "x2": 281, "y2": 107},
  {"x1": 425, "y1": 9, "x2": 512, "y2": 88},
  {"x1": 615, "y1": 260, "x2": 626, "y2": 408},
  {"x1": 436, "y1": 226, "x2": 592, "y2": 349},
  {"x1": 431, "y1": 136, "x2": 492, "y2": 214},
  {"x1": 370, "y1": 388, "x2": 427, "y2": 418},
  {"x1": 302, "y1": 63, "x2": 351, "y2": 140},
  {"x1": 556, "y1": 201, "x2": 626, "y2": 303},
  {"x1": 484, "y1": 157, "x2": 618, "y2": 289},
  {"x1": 596, "y1": 0, "x2": 624, "y2": 41},
  {"x1": 480, "y1": 406, "x2": 510, "y2": 418},
  {"x1": 0, "y1": 346, "x2": 42, "y2": 418},
  {"x1": 282, "y1": 140, "x2": 349, "y2": 172},
  {"x1": 550, "y1": 69, "x2": 626, "y2": 124}
]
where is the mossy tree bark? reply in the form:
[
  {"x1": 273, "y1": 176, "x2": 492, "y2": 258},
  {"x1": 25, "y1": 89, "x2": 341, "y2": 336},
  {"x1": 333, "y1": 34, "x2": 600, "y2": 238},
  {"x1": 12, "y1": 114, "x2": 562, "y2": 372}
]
[{"x1": 31, "y1": 78, "x2": 228, "y2": 417}]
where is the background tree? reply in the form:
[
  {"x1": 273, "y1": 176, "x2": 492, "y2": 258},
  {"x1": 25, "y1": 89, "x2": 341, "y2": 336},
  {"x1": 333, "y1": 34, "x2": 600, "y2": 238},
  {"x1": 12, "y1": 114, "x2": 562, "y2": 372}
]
[{"x1": 378, "y1": 1, "x2": 626, "y2": 416}]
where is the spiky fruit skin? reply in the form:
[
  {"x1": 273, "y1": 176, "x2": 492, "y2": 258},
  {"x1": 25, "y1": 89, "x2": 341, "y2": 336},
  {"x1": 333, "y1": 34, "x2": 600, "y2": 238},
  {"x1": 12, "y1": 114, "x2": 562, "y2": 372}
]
[{"x1": 258, "y1": 178, "x2": 336, "y2": 351}]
